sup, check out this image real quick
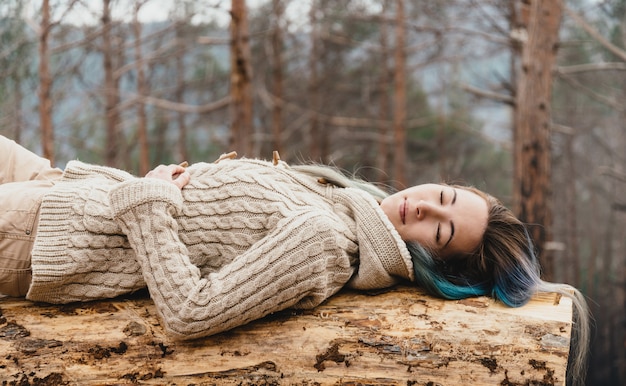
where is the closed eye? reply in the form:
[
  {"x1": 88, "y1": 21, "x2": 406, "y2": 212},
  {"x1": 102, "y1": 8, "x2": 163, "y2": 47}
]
[
  {"x1": 436, "y1": 190, "x2": 444, "y2": 245},
  {"x1": 443, "y1": 188, "x2": 457, "y2": 249}
]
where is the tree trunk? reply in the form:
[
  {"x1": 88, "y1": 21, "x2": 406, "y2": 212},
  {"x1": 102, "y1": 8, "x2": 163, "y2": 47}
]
[
  {"x1": 229, "y1": 0, "x2": 254, "y2": 156},
  {"x1": 0, "y1": 286, "x2": 573, "y2": 385},
  {"x1": 153, "y1": 110, "x2": 168, "y2": 164},
  {"x1": 584, "y1": 191, "x2": 599, "y2": 297},
  {"x1": 102, "y1": 0, "x2": 122, "y2": 168},
  {"x1": 392, "y1": 0, "x2": 407, "y2": 189},
  {"x1": 513, "y1": 0, "x2": 563, "y2": 281},
  {"x1": 436, "y1": 100, "x2": 448, "y2": 181},
  {"x1": 616, "y1": 110, "x2": 626, "y2": 383},
  {"x1": 38, "y1": 0, "x2": 54, "y2": 164},
  {"x1": 175, "y1": 21, "x2": 188, "y2": 163},
  {"x1": 133, "y1": 4, "x2": 149, "y2": 176},
  {"x1": 308, "y1": 0, "x2": 323, "y2": 162},
  {"x1": 270, "y1": 0, "x2": 284, "y2": 155},
  {"x1": 563, "y1": 134, "x2": 579, "y2": 286},
  {"x1": 12, "y1": 75, "x2": 24, "y2": 143},
  {"x1": 376, "y1": 0, "x2": 391, "y2": 182}
]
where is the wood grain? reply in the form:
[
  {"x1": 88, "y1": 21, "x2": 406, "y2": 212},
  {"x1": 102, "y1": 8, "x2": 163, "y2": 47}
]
[{"x1": 0, "y1": 286, "x2": 571, "y2": 385}]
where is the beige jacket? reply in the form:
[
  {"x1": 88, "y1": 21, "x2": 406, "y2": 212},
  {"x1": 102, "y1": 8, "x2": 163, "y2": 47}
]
[{"x1": 0, "y1": 136, "x2": 62, "y2": 296}]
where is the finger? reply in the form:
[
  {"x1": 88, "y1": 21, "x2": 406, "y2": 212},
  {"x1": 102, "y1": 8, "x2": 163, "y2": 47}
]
[
  {"x1": 145, "y1": 164, "x2": 168, "y2": 178},
  {"x1": 169, "y1": 164, "x2": 187, "y2": 175},
  {"x1": 173, "y1": 171, "x2": 191, "y2": 189}
]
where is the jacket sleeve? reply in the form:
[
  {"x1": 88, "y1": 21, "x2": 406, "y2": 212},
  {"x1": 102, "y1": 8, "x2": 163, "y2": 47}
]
[{"x1": 108, "y1": 178, "x2": 354, "y2": 340}]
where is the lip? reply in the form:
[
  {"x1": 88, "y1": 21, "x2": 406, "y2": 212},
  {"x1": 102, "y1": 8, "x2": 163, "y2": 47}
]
[{"x1": 400, "y1": 198, "x2": 407, "y2": 224}]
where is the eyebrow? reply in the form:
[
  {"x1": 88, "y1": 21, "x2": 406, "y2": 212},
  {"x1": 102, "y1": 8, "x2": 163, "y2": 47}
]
[{"x1": 443, "y1": 188, "x2": 457, "y2": 249}]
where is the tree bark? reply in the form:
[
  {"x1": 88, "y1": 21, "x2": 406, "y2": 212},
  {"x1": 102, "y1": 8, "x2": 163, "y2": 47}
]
[
  {"x1": 0, "y1": 286, "x2": 573, "y2": 385},
  {"x1": 102, "y1": 0, "x2": 122, "y2": 168},
  {"x1": 584, "y1": 191, "x2": 599, "y2": 297},
  {"x1": 12, "y1": 74, "x2": 24, "y2": 143},
  {"x1": 38, "y1": 0, "x2": 54, "y2": 164},
  {"x1": 563, "y1": 134, "x2": 579, "y2": 286},
  {"x1": 392, "y1": 0, "x2": 407, "y2": 189},
  {"x1": 229, "y1": 0, "x2": 254, "y2": 156},
  {"x1": 270, "y1": 0, "x2": 284, "y2": 155},
  {"x1": 175, "y1": 21, "x2": 189, "y2": 163},
  {"x1": 133, "y1": 3, "x2": 150, "y2": 176},
  {"x1": 513, "y1": 0, "x2": 563, "y2": 281},
  {"x1": 308, "y1": 0, "x2": 322, "y2": 162},
  {"x1": 376, "y1": 0, "x2": 391, "y2": 182}
]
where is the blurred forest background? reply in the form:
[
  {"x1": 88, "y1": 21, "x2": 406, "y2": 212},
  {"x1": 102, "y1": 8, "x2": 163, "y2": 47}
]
[{"x1": 0, "y1": 0, "x2": 624, "y2": 384}]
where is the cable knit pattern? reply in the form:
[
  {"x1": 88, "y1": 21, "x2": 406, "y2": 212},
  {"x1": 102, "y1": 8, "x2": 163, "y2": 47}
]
[
  {"x1": 27, "y1": 158, "x2": 414, "y2": 339},
  {"x1": 27, "y1": 178, "x2": 142, "y2": 303}
]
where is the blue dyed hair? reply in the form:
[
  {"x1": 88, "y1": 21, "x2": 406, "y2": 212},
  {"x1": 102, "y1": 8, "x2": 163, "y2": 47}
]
[
  {"x1": 406, "y1": 241, "x2": 491, "y2": 300},
  {"x1": 407, "y1": 187, "x2": 542, "y2": 308},
  {"x1": 290, "y1": 164, "x2": 589, "y2": 386},
  {"x1": 291, "y1": 164, "x2": 544, "y2": 307},
  {"x1": 408, "y1": 187, "x2": 589, "y2": 386}
]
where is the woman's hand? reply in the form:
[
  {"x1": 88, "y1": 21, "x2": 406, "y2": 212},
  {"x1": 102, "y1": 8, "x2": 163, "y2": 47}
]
[{"x1": 145, "y1": 164, "x2": 191, "y2": 190}]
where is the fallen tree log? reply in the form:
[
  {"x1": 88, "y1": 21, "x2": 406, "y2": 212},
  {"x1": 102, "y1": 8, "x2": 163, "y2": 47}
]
[{"x1": 0, "y1": 286, "x2": 572, "y2": 385}]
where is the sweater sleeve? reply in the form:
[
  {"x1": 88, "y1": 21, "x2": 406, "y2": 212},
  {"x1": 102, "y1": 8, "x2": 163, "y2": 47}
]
[{"x1": 108, "y1": 178, "x2": 354, "y2": 340}]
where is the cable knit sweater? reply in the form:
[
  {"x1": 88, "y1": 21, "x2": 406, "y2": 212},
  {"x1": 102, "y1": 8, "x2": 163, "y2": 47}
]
[{"x1": 26, "y1": 157, "x2": 414, "y2": 339}]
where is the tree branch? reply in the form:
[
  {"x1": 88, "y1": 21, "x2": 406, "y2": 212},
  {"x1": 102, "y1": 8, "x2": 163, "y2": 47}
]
[
  {"x1": 461, "y1": 83, "x2": 515, "y2": 105},
  {"x1": 599, "y1": 166, "x2": 626, "y2": 184},
  {"x1": 564, "y1": 7, "x2": 626, "y2": 62},
  {"x1": 556, "y1": 71, "x2": 625, "y2": 111},
  {"x1": 125, "y1": 93, "x2": 231, "y2": 114},
  {"x1": 558, "y1": 62, "x2": 626, "y2": 74},
  {"x1": 113, "y1": 40, "x2": 179, "y2": 78},
  {"x1": 196, "y1": 36, "x2": 231, "y2": 45}
]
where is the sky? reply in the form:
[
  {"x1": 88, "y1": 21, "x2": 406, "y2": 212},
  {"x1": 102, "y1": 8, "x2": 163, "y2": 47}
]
[
  {"x1": 23, "y1": 0, "x2": 603, "y2": 28},
  {"x1": 25, "y1": 0, "x2": 306, "y2": 27}
]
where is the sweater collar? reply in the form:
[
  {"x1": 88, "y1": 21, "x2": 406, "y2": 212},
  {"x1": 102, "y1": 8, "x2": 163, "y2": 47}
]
[{"x1": 334, "y1": 188, "x2": 415, "y2": 290}]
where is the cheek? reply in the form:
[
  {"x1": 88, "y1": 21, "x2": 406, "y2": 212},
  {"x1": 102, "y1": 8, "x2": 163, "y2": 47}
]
[{"x1": 405, "y1": 223, "x2": 430, "y2": 247}]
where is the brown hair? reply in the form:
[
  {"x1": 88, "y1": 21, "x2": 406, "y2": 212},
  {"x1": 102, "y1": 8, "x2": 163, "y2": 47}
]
[
  {"x1": 289, "y1": 164, "x2": 589, "y2": 385},
  {"x1": 446, "y1": 186, "x2": 589, "y2": 386}
]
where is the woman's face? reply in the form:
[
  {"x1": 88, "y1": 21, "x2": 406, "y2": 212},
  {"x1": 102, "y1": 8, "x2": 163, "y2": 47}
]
[{"x1": 380, "y1": 184, "x2": 488, "y2": 258}]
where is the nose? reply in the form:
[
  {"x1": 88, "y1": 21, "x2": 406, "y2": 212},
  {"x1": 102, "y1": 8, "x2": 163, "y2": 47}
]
[{"x1": 416, "y1": 200, "x2": 446, "y2": 220}]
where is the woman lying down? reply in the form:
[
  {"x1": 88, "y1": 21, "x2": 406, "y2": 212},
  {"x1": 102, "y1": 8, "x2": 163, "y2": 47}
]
[{"x1": 0, "y1": 135, "x2": 589, "y2": 385}]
